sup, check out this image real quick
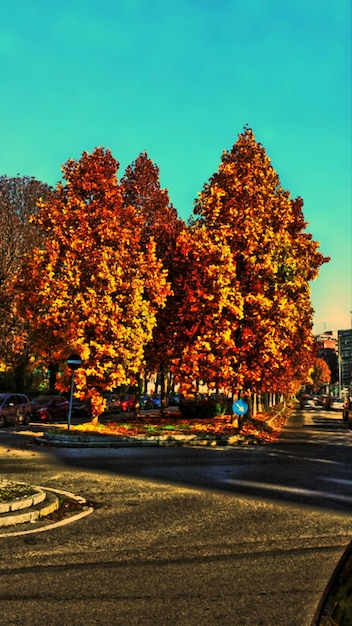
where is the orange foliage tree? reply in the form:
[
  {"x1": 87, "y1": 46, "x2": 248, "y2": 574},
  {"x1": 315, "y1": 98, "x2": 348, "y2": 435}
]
[
  {"x1": 14, "y1": 148, "x2": 170, "y2": 419},
  {"x1": 170, "y1": 127, "x2": 329, "y2": 399},
  {"x1": 121, "y1": 152, "x2": 185, "y2": 400},
  {"x1": 308, "y1": 357, "x2": 331, "y2": 391}
]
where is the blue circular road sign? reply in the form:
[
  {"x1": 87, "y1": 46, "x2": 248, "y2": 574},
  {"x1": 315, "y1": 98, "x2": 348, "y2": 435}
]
[{"x1": 232, "y1": 399, "x2": 248, "y2": 415}]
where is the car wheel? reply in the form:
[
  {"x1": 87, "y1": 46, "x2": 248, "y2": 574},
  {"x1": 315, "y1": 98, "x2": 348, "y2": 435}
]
[
  {"x1": 23, "y1": 413, "x2": 31, "y2": 425},
  {"x1": 0, "y1": 415, "x2": 5, "y2": 428}
]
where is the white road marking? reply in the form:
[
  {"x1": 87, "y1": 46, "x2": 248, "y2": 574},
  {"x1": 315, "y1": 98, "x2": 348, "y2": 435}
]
[{"x1": 224, "y1": 479, "x2": 352, "y2": 504}]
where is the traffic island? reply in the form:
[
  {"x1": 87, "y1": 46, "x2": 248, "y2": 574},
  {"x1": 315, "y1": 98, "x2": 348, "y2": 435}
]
[
  {"x1": 0, "y1": 481, "x2": 94, "y2": 536},
  {"x1": 0, "y1": 480, "x2": 60, "y2": 528},
  {"x1": 36, "y1": 406, "x2": 292, "y2": 448},
  {"x1": 41, "y1": 431, "x2": 159, "y2": 447},
  {"x1": 39, "y1": 430, "x2": 263, "y2": 447}
]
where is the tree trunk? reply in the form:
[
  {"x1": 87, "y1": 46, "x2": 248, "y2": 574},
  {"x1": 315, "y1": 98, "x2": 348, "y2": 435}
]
[
  {"x1": 48, "y1": 361, "x2": 58, "y2": 392},
  {"x1": 252, "y1": 392, "x2": 257, "y2": 417},
  {"x1": 245, "y1": 393, "x2": 252, "y2": 420},
  {"x1": 13, "y1": 354, "x2": 30, "y2": 392},
  {"x1": 160, "y1": 366, "x2": 166, "y2": 417}
]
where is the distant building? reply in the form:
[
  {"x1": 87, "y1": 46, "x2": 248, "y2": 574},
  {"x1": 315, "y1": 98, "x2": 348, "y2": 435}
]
[
  {"x1": 316, "y1": 330, "x2": 338, "y2": 384},
  {"x1": 316, "y1": 330, "x2": 338, "y2": 352},
  {"x1": 338, "y1": 329, "x2": 352, "y2": 394}
]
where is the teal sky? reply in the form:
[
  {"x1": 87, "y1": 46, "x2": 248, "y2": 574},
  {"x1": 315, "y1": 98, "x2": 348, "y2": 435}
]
[{"x1": 1, "y1": 0, "x2": 351, "y2": 334}]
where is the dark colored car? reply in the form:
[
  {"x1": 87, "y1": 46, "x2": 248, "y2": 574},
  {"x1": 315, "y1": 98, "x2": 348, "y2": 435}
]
[
  {"x1": 119, "y1": 394, "x2": 135, "y2": 412},
  {"x1": 0, "y1": 393, "x2": 31, "y2": 427},
  {"x1": 151, "y1": 394, "x2": 168, "y2": 408},
  {"x1": 168, "y1": 393, "x2": 181, "y2": 406},
  {"x1": 139, "y1": 394, "x2": 154, "y2": 410},
  {"x1": 316, "y1": 394, "x2": 329, "y2": 408},
  {"x1": 102, "y1": 393, "x2": 121, "y2": 414},
  {"x1": 311, "y1": 540, "x2": 352, "y2": 624},
  {"x1": 71, "y1": 397, "x2": 91, "y2": 418},
  {"x1": 30, "y1": 395, "x2": 69, "y2": 422}
]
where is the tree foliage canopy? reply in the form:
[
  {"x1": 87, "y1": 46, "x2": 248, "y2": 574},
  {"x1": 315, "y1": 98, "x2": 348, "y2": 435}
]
[
  {"x1": 308, "y1": 357, "x2": 331, "y2": 391},
  {"x1": 3, "y1": 128, "x2": 329, "y2": 414},
  {"x1": 170, "y1": 127, "x2": 329, "y2": 395},
  {"x1": 14, "y1": 149, "x2": 170, "y2": 416},
  {"x1": 0, "y1": 176, "x2": 53, "y2": 389}
]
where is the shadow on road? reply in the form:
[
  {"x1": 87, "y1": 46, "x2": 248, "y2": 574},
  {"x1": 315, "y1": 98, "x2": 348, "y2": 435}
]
[{"x1": 1, "y1": 408, "x2": 352, "y2": 515}]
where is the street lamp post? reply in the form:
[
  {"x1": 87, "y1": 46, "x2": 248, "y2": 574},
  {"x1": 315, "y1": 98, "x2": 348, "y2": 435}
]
[{"x1": 66, "y1": 354, "x2": 82, "y2": 431}]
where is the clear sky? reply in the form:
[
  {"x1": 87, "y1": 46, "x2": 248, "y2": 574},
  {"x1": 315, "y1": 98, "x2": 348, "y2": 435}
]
[{"x1": 1, "y1": 0, "x2": 351, "y2": 334}]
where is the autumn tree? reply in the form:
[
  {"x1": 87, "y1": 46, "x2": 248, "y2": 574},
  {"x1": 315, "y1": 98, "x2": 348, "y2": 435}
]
[
  {"x1": 318, "y1": 345, "x2": 338, "y2": 384},
  {"x1": 121, "y1": 151, "x2": 183, "y2": 256},
  {"x1": 0, "y1": 176, "x2": 53, "y2": 390},
  {"x1": 308, "y1": 357, "x2": 331, "y2": 391},
  {"x1": 157, "y1": 225, "x2": 243, "y2": 395},
  {"x1": 121, "y1": 152, "x2": 184, "y2": 405},
  {"x1": 170, "y1": 127, "x2": 329, "y2": 400},
  {"x1": 14, "y1": 148, "x2": 170, "y2": 418}
]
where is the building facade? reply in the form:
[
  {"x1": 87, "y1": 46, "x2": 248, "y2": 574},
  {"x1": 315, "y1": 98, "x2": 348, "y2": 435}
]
[{"x1": 338, "y1": 329, "x2": 352, "y2": 395}]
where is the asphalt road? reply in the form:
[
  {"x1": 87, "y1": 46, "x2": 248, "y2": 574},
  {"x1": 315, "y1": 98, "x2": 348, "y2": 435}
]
[{"x1": 0, "y1": 407, "x2": 351, "y2": 625}]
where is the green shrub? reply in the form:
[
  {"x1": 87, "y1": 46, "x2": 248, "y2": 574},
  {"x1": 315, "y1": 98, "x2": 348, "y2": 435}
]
[{"x1": 179, "y1": 398, "x2": 229, "y2": 419}]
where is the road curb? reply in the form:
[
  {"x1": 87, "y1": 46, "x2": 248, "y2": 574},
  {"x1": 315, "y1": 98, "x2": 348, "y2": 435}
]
[
  {"x1": 40, "y1": 432, "x2": 159, "y2": 447},
  {"x1": 0, "y1": 484, "x2": 46, "y2": 513},
  {"x1": 0, "y1": 489, "x2": 60, "y2": 528},
  {"x1": 0, "y1": 485, "x2": 94, "y2": 537},
  {"x1": 39, "y1": 431, "x2": 260, "y2": 447}
]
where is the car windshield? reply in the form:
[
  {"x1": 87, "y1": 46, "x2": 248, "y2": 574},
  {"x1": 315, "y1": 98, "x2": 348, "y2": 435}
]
[{"x1": 31, "y1": 397, "x2": 52, "y2": 405}]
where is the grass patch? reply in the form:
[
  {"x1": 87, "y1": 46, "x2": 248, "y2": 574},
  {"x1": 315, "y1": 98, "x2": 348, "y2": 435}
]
[
  {"x1": 0, "y1": 481, "x2": 36, "y2": 503},
  {"x1": 66, "y1": 407, "x2": 291, "y2": 442}
]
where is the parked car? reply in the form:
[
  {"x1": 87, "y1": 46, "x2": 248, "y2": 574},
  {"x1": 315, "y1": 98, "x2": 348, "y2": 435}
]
[
  {"x1": 151, "y1": 394, "x2": 168, "y2": 408},
  {"x1": 316, "y1": 394, "x2": 329, "y2": 408},
  {"x1": 311, "y1": 539, "x2": 352, "y2": 624},
  {"x1": 139, "y1": 394, "x2": 154, "y2": 410},
  {"x1": 119, "y1": 394, "x2": 135, "y2": 412},
  {"x1": 326, "y1": 396, "x2": 344, "y2": 411},
  {"x1": 71, "y1": 397, "x2": 91, "y2": 418},
  {"x1": 30, "y1": 395, "x2": 69, "y2": 422},
  {"x1": 0, "y1": 393, "x2": 31, "y2": 427},
  {"x1": 342, "y1": 399, "x2": 352, "y2": 424},
  {"x1": 102, "y1": 392, "x2": 121, "y2": 414},
  {"x1": 168, "y1": 393, "x2": 182, "y2": 406},
  {"x1": 299, "y1": 394, "x2": 316, "y2": 409}
]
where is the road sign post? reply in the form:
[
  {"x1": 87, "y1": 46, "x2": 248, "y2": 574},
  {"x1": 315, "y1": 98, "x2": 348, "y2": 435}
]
[
  {"x1": 232, "y1": 399, "x2": 248, "y2": 416},
  {"x1": 232, "y1": 398, "x2": 249, "y2": 429},
  {"x1": 66, "y1": 354, "x2": 82, "y2": 431}
]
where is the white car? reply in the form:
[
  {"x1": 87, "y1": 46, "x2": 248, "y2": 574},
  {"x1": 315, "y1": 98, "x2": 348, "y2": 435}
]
[
  {"x1": 300, "y1": 395, "x2": 316, "y2": 409},
  {"x1": 329, "y1": 397, "x2": 344, "y2": 411}
]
